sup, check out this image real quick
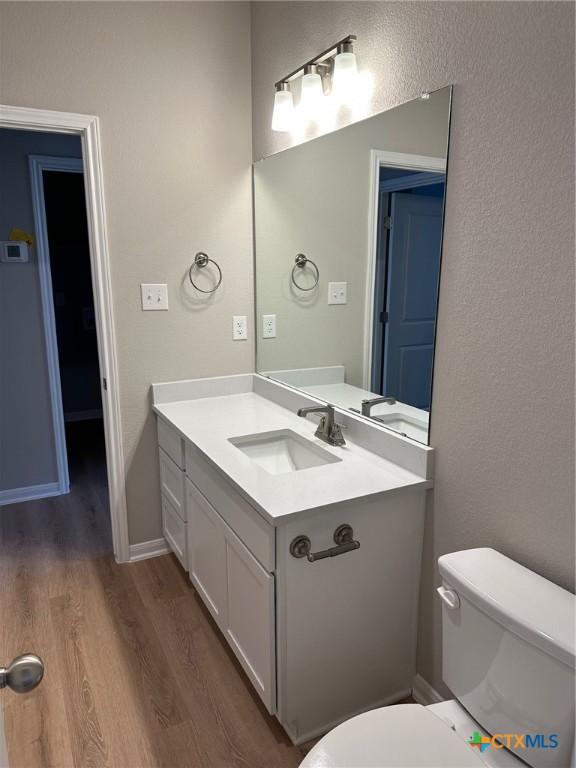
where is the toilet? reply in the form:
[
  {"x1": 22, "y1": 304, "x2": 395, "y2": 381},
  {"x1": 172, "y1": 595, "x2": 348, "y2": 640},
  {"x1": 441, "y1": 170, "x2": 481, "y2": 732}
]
[{"x1": 301, "y1": 548, "x2": 575, "y2": 768}]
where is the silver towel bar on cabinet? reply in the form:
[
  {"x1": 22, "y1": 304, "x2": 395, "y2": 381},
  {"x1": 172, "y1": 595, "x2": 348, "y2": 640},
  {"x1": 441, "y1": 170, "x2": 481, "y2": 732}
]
[{"x1": 290, "y1": 524, "x2": 360, "y2": 562}]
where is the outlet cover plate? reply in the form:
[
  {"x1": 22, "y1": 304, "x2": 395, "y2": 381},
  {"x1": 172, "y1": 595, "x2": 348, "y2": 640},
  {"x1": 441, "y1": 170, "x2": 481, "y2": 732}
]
[
  {"x1": 262, "y1": 314, "x2": 276, "y2": 338},
  {"x1": 232, "y1": 315, "x2": 248, "y2": 340}
]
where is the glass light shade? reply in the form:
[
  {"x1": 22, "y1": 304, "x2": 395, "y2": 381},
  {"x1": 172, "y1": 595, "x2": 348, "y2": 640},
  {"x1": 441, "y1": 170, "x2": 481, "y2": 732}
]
[
  {"x1": 300, "y1": 71, "x2": 324, "y2": 118},
  {"x1": 332, "y1": 51, "x2": 358, "y2": 102},
  {"x1": 271, "y1": 88, "x2": 295, "y2": 132}
]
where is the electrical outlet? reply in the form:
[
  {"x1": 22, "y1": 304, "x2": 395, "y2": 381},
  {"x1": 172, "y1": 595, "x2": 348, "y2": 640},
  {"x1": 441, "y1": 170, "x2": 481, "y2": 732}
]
[
  {"x1": 141, "y1": 283, "x2": 168, "y2": 310},
  {"x1": 262, "y1": 314, "x2": 276, "y2": 338},
  {"x1": 232, "y1": 315, "x2": 248, "y2": 340},
  {"x1": 328, "y1": 281, "x2": 347, "y2": 305}
]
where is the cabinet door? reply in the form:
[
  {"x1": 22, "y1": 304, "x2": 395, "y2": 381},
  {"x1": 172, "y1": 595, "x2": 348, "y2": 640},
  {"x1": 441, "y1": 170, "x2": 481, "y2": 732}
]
[
  {"x1": 224, "y1": 529, "x2": 276, "y2": 714},
  {"x1": 162, "y1": 493, "x2": 187, "y2": 570},
  {"x1": 186, "y1": 479, "x2": 227, "y2": 629}
]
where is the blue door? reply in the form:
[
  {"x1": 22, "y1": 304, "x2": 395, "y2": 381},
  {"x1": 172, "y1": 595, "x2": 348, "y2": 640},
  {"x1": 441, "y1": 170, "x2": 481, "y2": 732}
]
[{"x1": 383, "y1": 192, "x2": 443, "y2": 409}]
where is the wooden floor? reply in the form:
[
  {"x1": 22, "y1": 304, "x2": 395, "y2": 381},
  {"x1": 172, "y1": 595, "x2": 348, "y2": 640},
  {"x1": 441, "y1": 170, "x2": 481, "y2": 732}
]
[{"x1": 1, "y1": 422, "x2": 310, "y2": 768}]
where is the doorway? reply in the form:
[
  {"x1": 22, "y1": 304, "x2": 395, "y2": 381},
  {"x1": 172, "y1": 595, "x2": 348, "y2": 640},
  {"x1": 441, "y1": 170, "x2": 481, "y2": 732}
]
[
  {"x1": 365, "y1": 152, "x2": 446, "y2": 413},
  {"x1": 0, "y1": 132, "x2": 111, "y2": 547},
  {"x1": 372, "y1": 170, "x2": 445, "y2": 409},
  {"x1": 38, "y1": 156, "x2": 109, "y2": 527},
  {"x1": 0, "y1": 106, "x2": 129, "y2": 562}
]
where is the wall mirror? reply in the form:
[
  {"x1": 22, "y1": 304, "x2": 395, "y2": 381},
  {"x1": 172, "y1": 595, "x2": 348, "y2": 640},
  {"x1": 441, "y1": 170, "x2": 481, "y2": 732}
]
[{"x1": 254, "y1": 86, "x2": 452, "y2": 445}]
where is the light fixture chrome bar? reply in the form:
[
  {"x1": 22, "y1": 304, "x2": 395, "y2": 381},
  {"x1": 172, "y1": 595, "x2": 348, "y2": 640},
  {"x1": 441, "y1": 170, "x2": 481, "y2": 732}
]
[{"x1": 274, "y1": 34, "x2": 356, "y2": 88}]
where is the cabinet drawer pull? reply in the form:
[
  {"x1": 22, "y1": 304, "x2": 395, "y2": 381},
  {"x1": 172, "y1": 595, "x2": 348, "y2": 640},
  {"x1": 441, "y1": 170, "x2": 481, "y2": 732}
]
[{"x1": 290, "y1": 524, "x2": 360, "y2": 562}]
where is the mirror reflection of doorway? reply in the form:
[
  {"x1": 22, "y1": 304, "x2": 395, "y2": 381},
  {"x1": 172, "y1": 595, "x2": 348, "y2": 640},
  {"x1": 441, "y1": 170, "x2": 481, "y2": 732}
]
[{"x1": 371, "y1": 167, "x2": 445, "y2": 411}]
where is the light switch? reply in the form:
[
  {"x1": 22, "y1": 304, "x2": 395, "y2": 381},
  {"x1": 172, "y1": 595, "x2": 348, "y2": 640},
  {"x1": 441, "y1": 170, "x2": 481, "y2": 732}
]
[
  {"x1": 141, "y1": 283, "x2": 168, "y2": 311},
  {"x1": 328, "y1": 282, "x2": 347, "y2": 305}
]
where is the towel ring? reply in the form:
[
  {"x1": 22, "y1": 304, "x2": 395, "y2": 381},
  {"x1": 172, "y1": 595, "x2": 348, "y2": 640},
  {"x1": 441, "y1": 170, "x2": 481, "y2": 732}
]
[
  {"x1": 291, "y1": 253, "x2": 319, "y2": 291},
  {"x1": 189, "y1": 252, "x2": 222, "y2": 293}
]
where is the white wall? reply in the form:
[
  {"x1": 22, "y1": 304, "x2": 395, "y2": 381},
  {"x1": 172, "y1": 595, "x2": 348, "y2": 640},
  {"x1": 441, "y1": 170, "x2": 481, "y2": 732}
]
[
  {"x1": 0, "y1": 2, "x2": 254, "y2": 543},
  {"x1": 254, "y1": 88, "x2": 449, "y2": 385},
  {"x1": 251, "y1": 1, "x2": 575, "y2": 694},
  {"x1": 0, "y1": 129, "x2": 82, "y2": 493}
]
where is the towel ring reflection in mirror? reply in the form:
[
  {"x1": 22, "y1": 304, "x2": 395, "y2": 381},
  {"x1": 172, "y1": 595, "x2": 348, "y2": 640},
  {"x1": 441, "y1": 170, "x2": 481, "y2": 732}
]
[
  {"x1": 291, "y1": 253, "x2": 319, "y2": 291},
  {"x1": 188, "y1": 252, "x2": 223, "y2": 293}
]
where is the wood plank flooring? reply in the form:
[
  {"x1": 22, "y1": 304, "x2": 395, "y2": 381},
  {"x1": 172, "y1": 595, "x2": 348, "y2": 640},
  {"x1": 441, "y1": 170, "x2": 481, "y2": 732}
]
[{"x1": 1, "y1": 423, "x2": 310, "y2": 767}]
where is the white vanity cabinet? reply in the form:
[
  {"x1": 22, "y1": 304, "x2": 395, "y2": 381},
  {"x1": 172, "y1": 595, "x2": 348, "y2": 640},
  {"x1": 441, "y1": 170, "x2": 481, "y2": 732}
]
[
  {"x1": 155, "y1": 399, "x2": 430, "y2": 745},
  {"x1": 185, "y1": 474, "x2": 276, "y2": 713},
  {"x1": 157, "y1": 416, "x2": 276, "y2": 713}
]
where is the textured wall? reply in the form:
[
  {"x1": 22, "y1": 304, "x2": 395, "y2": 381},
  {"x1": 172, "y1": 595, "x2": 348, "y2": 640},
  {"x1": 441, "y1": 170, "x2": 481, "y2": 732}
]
[
  {"x1": 0, "y1": 129, "x2": 82, "y2": 492},
  {"x1": 251, "y1": 1, "x2": 575, "y2": 693},
  {"x1": 254, "y1": 88, "x2": 449, "y2": 386},
  {"x1": 0, "y1": 2, "x2": 253, "y2": 543}
]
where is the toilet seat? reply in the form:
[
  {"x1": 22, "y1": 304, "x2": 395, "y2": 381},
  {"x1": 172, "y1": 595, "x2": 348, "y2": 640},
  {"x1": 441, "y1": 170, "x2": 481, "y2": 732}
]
[{"x1": 300, "y1": 704, "x2": 486, "y2": 768}]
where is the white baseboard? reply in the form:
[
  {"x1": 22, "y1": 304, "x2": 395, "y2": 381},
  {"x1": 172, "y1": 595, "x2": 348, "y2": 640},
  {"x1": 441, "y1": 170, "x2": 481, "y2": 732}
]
[
  {"x1": 0, "y1": 481, "x2": 67, "y2": 507},
  {"x1": 412, "y1": 673, "x2": 444, "y2": 706},
  {"x1": 129, "y1": 537, "x2": 169, "y2": 562}
]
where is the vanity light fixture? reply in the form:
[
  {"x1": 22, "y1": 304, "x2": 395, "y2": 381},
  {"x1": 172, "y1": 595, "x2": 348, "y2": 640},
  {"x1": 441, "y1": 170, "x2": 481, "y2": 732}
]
[
  {"x1": 272, "y1": 83, "x2": 295, "y2": 132},
  {"x1": 271, "y1": 34, "x2": 357, "y2": 132},
  {"x1": 300, "y1": 64, "x2": 324, "y2": 119},
  {"x1": 332, "y1": 40, "x2": 358, "y2": 102}
]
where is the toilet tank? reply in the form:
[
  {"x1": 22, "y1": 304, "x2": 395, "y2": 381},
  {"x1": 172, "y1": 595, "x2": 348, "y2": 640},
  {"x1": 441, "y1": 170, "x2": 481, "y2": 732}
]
[{"x1": 438, "y1": 548, "x2": 575, "y2": 768}]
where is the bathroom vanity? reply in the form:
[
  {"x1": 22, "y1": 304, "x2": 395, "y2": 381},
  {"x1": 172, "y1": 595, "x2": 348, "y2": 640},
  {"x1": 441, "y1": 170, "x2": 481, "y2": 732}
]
[
  {"x1": 150, "y1": 84, "x2": 451, "y2": 746},
  {"x1": 152, "y1": 373, "x2": 433, "y2": 744}
]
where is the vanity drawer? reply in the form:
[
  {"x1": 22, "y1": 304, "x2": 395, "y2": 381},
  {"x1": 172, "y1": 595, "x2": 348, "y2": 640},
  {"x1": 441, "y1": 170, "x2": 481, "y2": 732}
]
[
  {"x1": 185, "y1": 442, "x2": 275, "y2": 572},
  {"x1": 157, "y1": 417, "x2": 185, "y2": 470},
  {"x1": 162, "y1": 493, "x2": 187, "y2": 571},
  {"x1": 159, "y1": 448, "x2": 185, "y2": 520}
]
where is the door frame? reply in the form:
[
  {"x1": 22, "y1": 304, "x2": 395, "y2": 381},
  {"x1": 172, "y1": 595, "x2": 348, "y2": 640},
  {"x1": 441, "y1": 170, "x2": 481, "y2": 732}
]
[
  {"x1": 29, "y1": 155, "x2": 85, "y2": 499},
  {"x1": 1, "y1": 104, "x2": 130, "y2": 562},
  {"x1": 363, "y1": 150, "x2": 447, "y2": 389}
]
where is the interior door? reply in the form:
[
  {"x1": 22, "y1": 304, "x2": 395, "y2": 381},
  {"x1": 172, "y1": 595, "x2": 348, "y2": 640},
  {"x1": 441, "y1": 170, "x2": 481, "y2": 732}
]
[{"x1": 383, "y1": 192, "x2": 443, "y2": 409}]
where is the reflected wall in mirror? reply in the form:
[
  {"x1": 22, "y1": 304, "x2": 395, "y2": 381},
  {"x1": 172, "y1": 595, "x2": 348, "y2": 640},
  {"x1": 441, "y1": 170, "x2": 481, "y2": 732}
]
[{"x1": 254, "y1": 86, "x2": 452, "y2": 444}]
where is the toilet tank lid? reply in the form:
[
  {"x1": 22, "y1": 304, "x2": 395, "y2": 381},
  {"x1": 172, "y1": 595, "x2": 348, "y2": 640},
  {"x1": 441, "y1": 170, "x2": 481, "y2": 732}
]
[{"x1": 439, "y1": 548, "x2": 575, "y2": 668}]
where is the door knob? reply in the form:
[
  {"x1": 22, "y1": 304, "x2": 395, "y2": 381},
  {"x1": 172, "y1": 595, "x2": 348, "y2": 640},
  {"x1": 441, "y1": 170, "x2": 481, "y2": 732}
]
[{"x1": 0, "y1": 654, "x2": 44, "y2": 693}]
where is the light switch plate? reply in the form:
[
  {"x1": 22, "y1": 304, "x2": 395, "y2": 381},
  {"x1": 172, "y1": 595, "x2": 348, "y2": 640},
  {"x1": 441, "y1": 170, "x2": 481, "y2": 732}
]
[
  {"x1": 232, "y1": 315, "x2": 248, "y2": 340},
  {"x1": 262, "y1": 314, "x2": 276, "y2": 338},
  {"x1": 141, "y1": 283, "x2": 168, "y2": 310},
  {"x1": 328, "y1": 281, "x2": 347, "y2": 305}
]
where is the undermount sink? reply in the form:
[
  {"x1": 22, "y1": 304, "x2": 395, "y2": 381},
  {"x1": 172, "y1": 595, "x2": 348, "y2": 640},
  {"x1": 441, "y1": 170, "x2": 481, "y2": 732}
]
[
  {"x1": 229, "y1": 429, "x2": 341, "y2": 475},
  {"x1": 373, "y1": 413, "x2": 428, "y2": 441}
]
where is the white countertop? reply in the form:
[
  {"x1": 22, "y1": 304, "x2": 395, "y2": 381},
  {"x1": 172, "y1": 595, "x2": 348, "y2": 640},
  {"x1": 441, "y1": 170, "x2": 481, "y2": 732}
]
[{"x1": 154, "y1": 391, "x2": 430, "y2": 524}]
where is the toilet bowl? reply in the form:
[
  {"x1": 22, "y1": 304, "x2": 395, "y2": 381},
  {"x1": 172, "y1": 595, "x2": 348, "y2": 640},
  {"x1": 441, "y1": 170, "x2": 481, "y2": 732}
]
[
  {"x1": 300, "y1": 700, "x2": 523, "y2": 767},
  {"x1": 301, "y1": 548, "x2": 575, "y2": 768}
]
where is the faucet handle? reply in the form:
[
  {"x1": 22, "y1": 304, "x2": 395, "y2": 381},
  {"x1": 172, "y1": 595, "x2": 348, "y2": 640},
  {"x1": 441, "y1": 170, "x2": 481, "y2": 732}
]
[{"x1": 330, "y1": 422, "x2": 346, "y2": 446}]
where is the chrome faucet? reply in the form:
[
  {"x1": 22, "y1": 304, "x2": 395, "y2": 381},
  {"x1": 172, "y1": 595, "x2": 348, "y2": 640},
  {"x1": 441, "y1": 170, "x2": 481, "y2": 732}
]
[
  {"x1": 297, "y1": 404, "x2": 346, "y2": 447},
  {"x1": 361, "y1": 396, "x2": 396, "y2": 417}
]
